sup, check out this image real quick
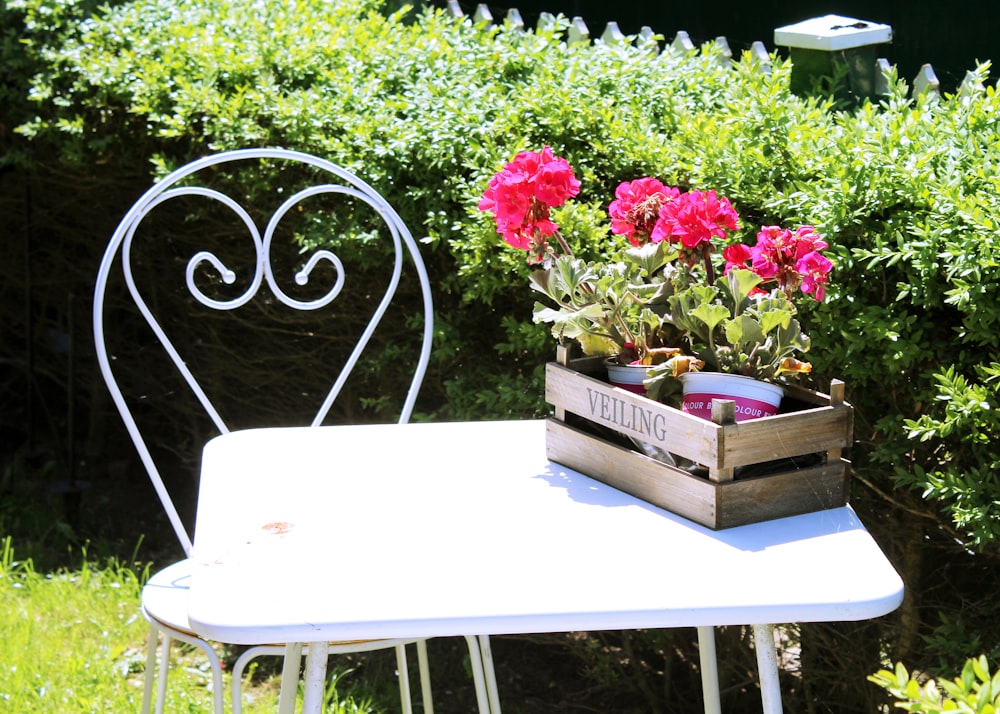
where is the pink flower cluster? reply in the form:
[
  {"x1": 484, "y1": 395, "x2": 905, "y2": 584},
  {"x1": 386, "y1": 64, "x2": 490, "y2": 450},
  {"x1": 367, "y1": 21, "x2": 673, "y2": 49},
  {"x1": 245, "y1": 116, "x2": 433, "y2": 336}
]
[
  {"x1": 478, "y1": 147, "x2": 580, "y2": 263},
  {"x1": 609, "y1": 179, "x2": 739, "y2": 252},
  {"x1": 722, "y1": 226, "x2": 833, "y2": 301},
  {"x1": 607, "y1": 176, "x2": 830, "y2": 300}
]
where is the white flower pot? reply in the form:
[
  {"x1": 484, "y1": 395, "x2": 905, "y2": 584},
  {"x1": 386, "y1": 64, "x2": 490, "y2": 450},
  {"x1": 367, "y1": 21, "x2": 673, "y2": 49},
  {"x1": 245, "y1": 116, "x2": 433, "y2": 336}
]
[
  {"x1": 604, "y1": 359, "x2": 650, "y2": 395},
  {"x1": 679, "y1": 372, "x2": 783, "y2": 422}
]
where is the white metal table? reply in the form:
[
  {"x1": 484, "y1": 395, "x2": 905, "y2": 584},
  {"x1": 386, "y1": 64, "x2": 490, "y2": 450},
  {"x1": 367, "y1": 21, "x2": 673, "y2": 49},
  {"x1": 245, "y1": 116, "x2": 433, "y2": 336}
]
[{"x1": 188, "y1": 420, "x2": 903, "y2": 714}]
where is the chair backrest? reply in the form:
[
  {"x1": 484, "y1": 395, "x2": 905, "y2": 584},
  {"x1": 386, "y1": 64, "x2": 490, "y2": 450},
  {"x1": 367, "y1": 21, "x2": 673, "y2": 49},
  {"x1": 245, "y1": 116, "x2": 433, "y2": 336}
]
[{"x1": 93, "y1": 148, "x2": 434, "y2": 555}]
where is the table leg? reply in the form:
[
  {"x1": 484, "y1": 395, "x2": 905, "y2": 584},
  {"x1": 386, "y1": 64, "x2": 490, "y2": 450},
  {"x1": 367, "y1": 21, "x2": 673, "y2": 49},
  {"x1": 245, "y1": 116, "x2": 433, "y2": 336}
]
[
  {"x1": 278, "y1": 642, "x2": 302, "y2": 714},
  {"x1": 394, "y1": 644, "x2": 413, "y2": 714},
  {"x1": 753, "y1": 624, "x2": 783, "y2": 714},
  {"x1": 302, "y1": 641, "x2": 330, "y2": 714},
  {"x1": 696, "y1": 626, "x2": 722, "y2": 714}
]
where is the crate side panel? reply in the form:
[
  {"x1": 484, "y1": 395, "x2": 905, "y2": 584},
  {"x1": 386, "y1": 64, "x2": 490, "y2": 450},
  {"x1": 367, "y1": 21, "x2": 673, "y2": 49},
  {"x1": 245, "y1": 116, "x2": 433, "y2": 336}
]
[
  {"x1": 546, "y1": 362, "x2": 721, "y2": 465},
  {"x1": 545, "y1": 419, "x2": 720, "y2": 528},
  {"x1": 714, "y1": 461, "x2": 850, "y2": 529},
  {"x1": 719, "y1": 407, "x2": 854, "y2": 468}
]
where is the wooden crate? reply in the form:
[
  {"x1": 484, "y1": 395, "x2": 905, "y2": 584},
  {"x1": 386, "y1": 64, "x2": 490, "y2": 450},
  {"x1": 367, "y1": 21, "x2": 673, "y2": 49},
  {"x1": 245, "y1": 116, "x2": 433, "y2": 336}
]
[{"x1": 544, "y1": 350, "x2": 853, "y2": 529}]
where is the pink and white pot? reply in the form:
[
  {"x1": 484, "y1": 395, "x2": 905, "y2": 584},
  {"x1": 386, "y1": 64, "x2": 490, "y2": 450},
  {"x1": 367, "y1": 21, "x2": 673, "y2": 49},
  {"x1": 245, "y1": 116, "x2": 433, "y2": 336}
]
[{"x1": 678, "y1": 372, "x2": 783, "y2": 422}]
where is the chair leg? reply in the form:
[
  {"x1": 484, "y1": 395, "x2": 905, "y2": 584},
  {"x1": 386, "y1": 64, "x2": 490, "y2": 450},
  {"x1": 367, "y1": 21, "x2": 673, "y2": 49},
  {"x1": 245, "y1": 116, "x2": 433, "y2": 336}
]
[
  {"x1": 166, "y1": 630, "x2": 224, "y2": 714},
  {"x1": 278, "y1": 642, "x2": 303, "y2": 714},
  {"x1": 143, "y1": 619, "x2": 225, "y2": 714},
  {"x1": 395, "y1": 644, "x2": 413, "y2": 714},
  {"x1": 209, "y1": 645, "x2": 224, "y2": 714},
  {"x1": 232, "y1": 645, "x2": 286, "y2": 714},
  {"x1": 156, "y1": 631, "x2": 172, "y2": 714},
  {"x1": 416, "y1": 640, "x2": 434, "y2": 714},
  {"x1": 463, "y1": 635, "x2": 492, "y2": 713},
  {"x1": 234, "y1": 640, "x2": 431, "y2": 714},
  {"x1": 141, "y1": 622, "x2": 158, "y2": 714}
]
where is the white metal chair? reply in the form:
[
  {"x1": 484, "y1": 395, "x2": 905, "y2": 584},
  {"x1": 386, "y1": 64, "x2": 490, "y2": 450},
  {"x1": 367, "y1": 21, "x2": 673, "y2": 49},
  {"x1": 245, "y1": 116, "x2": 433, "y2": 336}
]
[{"x1": 93, "y1": 148, "x2": 500, "y2": 713}]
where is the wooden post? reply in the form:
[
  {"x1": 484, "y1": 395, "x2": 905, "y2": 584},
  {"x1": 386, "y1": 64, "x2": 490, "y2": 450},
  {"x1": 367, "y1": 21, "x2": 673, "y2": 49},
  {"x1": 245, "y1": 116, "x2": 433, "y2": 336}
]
[
  {"x1": 556, "y1": 344, "x2": 572, "y2": 367},
  {"x1": 709, "y1": 399, "x2": 736, "y2": 483},
  {"x1": 826, "y1": 379, "x2": 846, "y2": 464},
  {"x1": 554, "y1": 345, "x2": 572, "y2": 421}
]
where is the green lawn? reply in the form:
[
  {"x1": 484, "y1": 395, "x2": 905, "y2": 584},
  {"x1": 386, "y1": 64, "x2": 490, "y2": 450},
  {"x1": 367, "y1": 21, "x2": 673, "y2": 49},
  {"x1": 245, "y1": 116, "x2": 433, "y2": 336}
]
[{"x1": 0, "y1": 537, "x2": 377, "y2": 713}]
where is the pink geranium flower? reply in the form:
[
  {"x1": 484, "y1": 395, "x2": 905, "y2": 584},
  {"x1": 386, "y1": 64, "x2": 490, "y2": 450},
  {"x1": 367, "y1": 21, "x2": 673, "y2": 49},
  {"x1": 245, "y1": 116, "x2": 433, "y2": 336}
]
[
  {"x1": 478, "y1": 146, "x2": 580, "y2": 262},
  {"x1": 608, "y1": 178, "x2": 680, "y2": 247},
  {"x1": 721, "y1": 242, "x2": 753, "y2": 274},
  {"x1": 750, "y1": 225, "x2": 832, "y2": 301},
  {"x1": 652, "y1": 189, "x2": 739, "y2": 249},
  {"x1": 796, "y1": 250, "x2": 834, "y2": 301}
]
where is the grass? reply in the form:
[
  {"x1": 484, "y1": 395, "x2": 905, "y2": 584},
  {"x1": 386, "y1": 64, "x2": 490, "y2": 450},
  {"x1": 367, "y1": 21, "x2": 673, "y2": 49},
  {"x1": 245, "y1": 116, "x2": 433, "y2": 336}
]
[{"x1": 0, "y1": 536, "x2": 382, "y2": 713}]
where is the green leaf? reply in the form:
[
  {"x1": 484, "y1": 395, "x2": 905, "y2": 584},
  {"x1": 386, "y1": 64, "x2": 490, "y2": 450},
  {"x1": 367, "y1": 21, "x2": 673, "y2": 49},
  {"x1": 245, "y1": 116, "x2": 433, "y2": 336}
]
[
  {"x1": 690, "y1": 303, "x2": 731, "y2": 331},
  {"x1": 726, "y1": 267, "x2": 764, "y2": 302}
]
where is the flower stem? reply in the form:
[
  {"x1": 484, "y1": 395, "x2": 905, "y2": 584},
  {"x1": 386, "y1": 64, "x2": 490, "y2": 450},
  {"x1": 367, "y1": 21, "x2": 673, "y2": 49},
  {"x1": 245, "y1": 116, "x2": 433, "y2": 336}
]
[
  {"x1": 554, "y1": 230, "x2": 575, "y2": 258},
  {"x1": 702, "y1": 245, "x2": 716, "y2": 286}
]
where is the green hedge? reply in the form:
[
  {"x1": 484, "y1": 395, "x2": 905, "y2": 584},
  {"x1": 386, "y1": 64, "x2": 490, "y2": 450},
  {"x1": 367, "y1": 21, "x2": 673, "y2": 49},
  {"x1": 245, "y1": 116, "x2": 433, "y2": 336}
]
[{"x1": 5, "y1": 0, "x2": 1000, "y2": 707}]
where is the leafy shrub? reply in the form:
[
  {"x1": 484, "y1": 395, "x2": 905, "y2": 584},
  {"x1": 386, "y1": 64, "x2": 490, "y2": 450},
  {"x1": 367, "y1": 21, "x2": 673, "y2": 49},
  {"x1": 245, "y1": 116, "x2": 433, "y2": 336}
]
[{"x1": 870, "y1": 656, "x2": 1000, "y2": 713}]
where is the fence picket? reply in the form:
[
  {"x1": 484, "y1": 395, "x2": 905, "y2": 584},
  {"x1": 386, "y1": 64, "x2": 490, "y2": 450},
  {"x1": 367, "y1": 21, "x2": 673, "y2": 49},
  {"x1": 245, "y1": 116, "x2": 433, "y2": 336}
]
[
  {"x1": 536, "y1": 11, "x2": 557, "y2": 33},
  {"x1": 601, "y1": 21, "x2": 626, "y2": 47},
  {"x1": 875, "y1": 58, "x2": 892, "y2": 95},
  {"x1": 638, "y1": 26, "x2": 660, "y2": 54},
  {"x1": 567, "y1": 16, "x2": 590, "y2": 45},
  {"x1": 473, "y1": 3, "x2": 493, "y2": 25},
  {"x1": 506, "y1": 8, "x2": 525, "y2": 30},
  {"x1": 749, "y1": 40, "x2": 772, "y2": 75},
  {"x1": 672, "y1": 30, "x2": 695, "y2": 53},
  {"x1": 714, "y1": 36, "x2": 733, "y2": 67},
  {"x1": 959, "y1": 69, "x2": 985, "y2": 99},
  {"x1": 914, "y1": 63, "x2": 941, "y2": 98}
]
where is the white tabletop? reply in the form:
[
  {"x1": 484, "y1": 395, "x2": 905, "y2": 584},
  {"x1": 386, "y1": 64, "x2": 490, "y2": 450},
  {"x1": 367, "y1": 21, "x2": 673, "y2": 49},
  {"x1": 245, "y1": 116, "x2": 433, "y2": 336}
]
[{"x1": 188, "y1": 420, "x2": 903, "y2": 645}]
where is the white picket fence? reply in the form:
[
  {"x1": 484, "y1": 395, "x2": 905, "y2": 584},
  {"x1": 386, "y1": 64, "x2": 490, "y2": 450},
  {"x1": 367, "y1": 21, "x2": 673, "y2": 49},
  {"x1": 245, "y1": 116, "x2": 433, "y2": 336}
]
[{"x1": 444, "y1": 0, "x2": 986, "y2": 100}]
